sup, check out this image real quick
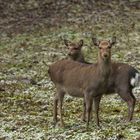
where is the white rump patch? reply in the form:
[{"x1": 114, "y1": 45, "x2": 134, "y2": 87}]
[{"x1": 130, "y1": 73, "x2": 140, "y2": 87}]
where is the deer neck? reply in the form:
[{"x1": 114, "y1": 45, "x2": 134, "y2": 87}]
[
  {"x1": 70, "y1": 53, "x2": 85, "y2": 62},
  {"x1": 97, "y1": 56, "x2": 111, "y2": 77}
]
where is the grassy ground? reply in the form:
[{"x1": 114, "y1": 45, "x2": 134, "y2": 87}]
[{"x1": 0, "y1": 0, "x2": 140, "y2": 139}]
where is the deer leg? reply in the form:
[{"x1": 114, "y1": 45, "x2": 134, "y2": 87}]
[
  {"x1": 85, "y1": 93, "x2": 93, "y2": 127},
  {"x1": 81, "y1": 98, "x2": 86, "y2": 122},
  {"x1": 90, "y1": 103, "x2": 93, "y2": 120},
  {"x1": 93, "y1": 95, "x2": 102, "y2": 127},
  {"x1": 118, "y1": 90, "x2": 136, "y2": 121},
  {"x1": 82, "y1": 98, "x2": 93, "y2": 122},
  {"x1": 53, "y1": 94, "x2": 58, "y2": 126},
  {"x1": 58, "y1": 91, "x2": 65, "y2": 127},
  {"x1": 127, "y1": 95, "x2": 136, "y2": 121}
]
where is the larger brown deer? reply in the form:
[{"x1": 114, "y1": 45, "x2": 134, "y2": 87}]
[
  {"x1": 48, "y1": 37, "x2": 116, "y2": 127},
  {"x1": 64, "y1": 38, "x2": 140, "y2": 122}
]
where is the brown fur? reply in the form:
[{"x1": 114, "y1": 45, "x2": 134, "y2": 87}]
[
  {"x1": 49, "y1": 38, "x2": 115, "y2": 127},
  {"x1": 64, "y1": 39, "x2": 85, "y2": 63},
  {"x1": 66, "y1": 39, "x2": 139, "y2": 122}
]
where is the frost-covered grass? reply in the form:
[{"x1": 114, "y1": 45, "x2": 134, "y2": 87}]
[
  {"x1": 0, "y1": 2, "x2": 140, "y2": 137},
  {"x1": 0, "y1": 26, "x2": 140, "y2": 140}
]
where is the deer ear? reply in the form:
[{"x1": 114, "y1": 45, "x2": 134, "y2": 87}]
[
  {"x1": 111, "y1": 36, "x2": 116, "y2": 46},
  {"x1": 64, "y1": 39, "x2": 69, "y2": 46},
  {"x1": 78, "y1": 39, "x2": 83, "y2": 48},
  {"x1": 92, "y1": 37, "x2": 99, "y2": 46}
]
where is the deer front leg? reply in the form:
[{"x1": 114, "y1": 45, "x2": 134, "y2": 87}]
[
  {"x1": 85, "y1": 93, "x2": 93, "y2": 128},
  {"x1": 81, "y1": 98, "x2": 86, "y2": 122},
  {"x1": 93, "y1": 95, "x2": 102, "y2": 127},
  {"x1": 53, "y1": 94, "x2": 58, "y2": 126},
  {"x1": 82, "y1": 98, "x2": 93, "y2": 122},
  {"x1": 58, "y1": 91, "x2": 65, "y2": 127}
]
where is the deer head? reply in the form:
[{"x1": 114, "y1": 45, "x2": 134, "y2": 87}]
[
  {"x1": 92, "y1": 37, "x2": 116, "y2": 62},
  {"x1": 64, "y1": 39, "x2": 83, "y2": 56}
]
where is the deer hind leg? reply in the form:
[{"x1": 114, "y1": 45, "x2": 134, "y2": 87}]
[
  {"x1": 127, "y1": 94, "x2": 136, "y2": 121},
  {"x1": 93, "y1": 95, "x2": 102, "y2": 127},
  {"x1": 118, "y1": 89, "x2": 136, "y2": 122}
]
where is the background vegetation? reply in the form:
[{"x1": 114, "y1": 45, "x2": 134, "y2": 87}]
[{"x1": 0, "y1": 0, "x2": 140, "y2": 139}]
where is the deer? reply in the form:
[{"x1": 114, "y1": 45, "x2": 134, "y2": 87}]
[
  {"x1": 64, "y1": 39, "x2": 85, "y2": 63},
  {"x1": 48, "y1": 37, "x2": 116, "y2": 127},
  {"x1": 64, "y1": 39, "x2": 92, "y2": 121},
  {"x1": 64, "y1": 38, "x2": 140, "y2": 122}
]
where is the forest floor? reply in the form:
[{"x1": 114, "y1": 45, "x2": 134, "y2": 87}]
[{"x1": 0, "y1": 0, "x2": 140, "y2": 139}]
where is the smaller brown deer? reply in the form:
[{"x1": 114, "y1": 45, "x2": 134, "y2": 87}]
[
  {"x1": 64, "y1": 39, "x2": 92, "y2": 121},
  {"x1": 64, "y1": 39, "x2": 85, "y2": 63},
  {"x1": 48, "y1": 37, "x2": 116, "y2": 127}
]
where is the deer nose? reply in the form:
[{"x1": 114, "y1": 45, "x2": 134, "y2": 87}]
[
  {"x1": 68, "y1": 52, "x2": 71, "y2": 55},
  {"x1": 103, "y1": 54, "x2": 108, "y2": 58}
]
